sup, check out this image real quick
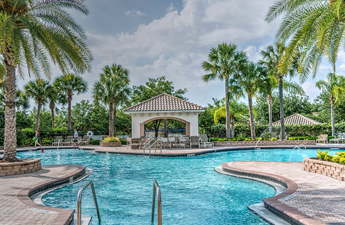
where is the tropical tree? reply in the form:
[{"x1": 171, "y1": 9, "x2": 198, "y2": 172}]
[
  {"x1": 213, "y1": 100, "x2": 248, "y2": 138},
  {"x1": 0, "y1": 89, "x2": 29, "y2": 111},
  {"x1": 202, "y1": 43, "x2": 247, "y2": 140},
  {"x1": 259, "y1": 43, "x2": 298, "y2": 139},
  {"x1": 266, "y1": 0, "x2": 344, "y2": 76},
  {"x1": 54, "y1": 74, "x2": 88, "y2": 132},
  {"x1": 47, "y1": 85, "x2": 65, "y2": 129},
  {"x1": 230, "y1": 62, "x2": 266, "y2": 140},
  {"x1": 24, "y1": 79, "x2": 53, "y2": 130},
  {"x1": 0, "y1": 0, "x2": 92, "y2": 161},
  {"x1": 93, "y1": 64, "x2": 131, "y2": 137},
  {"x1": 316, "y1": 72, "x2": 345, "y2": 136}
]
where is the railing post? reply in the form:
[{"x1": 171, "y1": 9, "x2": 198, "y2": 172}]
[
  {"x1": 151, "y1": 180, "x2": 162, "y2": 225},
  {"x1": 77, "y1": 181, "x2": 101, "y2": 225}
]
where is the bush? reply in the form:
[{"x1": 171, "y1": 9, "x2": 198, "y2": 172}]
[
  {"x1": 271, "y1": 137, "x2": 277, "y2": 141},
  {"x1": 103, "y1": 136, "x2": 121, "y2": 143},
  {"x1": 120, "y1": 139, "x2": 127, "y2": 145},
  {"x1": 288, "y1": 136, "x2": 318, "y2": 141},
  {"x1": 316, "y1": 150, "x2": 333, "y2": 161},
  {"x1": 90, "y1": 139, "x2": 100, "y2": 145}
]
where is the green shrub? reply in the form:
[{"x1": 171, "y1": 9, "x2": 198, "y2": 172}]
[
  {"x1": 103, "y1": 136, "x2": 121, "y2": 143},
  {"x1": 121, "y1": 139, "x2": 127, "y2": 145},
  {"x1": 271, "y1": 137, "x2": 277, "y2": 141},
  {"x1": 316, "y1": 150, "x2": 333, "y2": 161},
  {"x1": 90, "y1": 139, "x2": 100, "y2": 145}
]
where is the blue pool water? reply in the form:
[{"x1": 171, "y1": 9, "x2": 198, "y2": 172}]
[{"x1": 18, "y1": 148, "x2": 338, "y2": 225}]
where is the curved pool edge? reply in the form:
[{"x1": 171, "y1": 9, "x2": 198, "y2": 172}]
[
  {"x1": 220, "y1": 162, "x2": 325, "y2": 225},
  {"x1": 17, "y1": 164, "x2": 86, "y2": 225}
]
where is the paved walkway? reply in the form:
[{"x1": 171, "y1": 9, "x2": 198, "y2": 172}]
[
  {"x1": 222, "y1": 161, "x2": 345, "y2": 225},
  {"x1": 0, "y1": 164, "x2": 85, "y2": 225}
]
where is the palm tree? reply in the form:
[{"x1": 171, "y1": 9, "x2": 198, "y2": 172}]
[
  {"x1": 0, "y1": 0, "x2": 92, "y2": 161},
  {"x1": 24, "y1": 79, "x2": 53, "y2": 130},
  {"x1": 213, "y1": 101, "x2": 248, "y2": 138},
  {"x1": 202, "y1": 43, "x2": 247, "y2": 140},
  {"x1": 46, "y1": 85, "x2": 65, "y2": 129},
  {"x1": 316, "y1": 72, "x2": 345, "y2": 136},
  {"x1": 0, "y1": 89, "x2": 29, "y2": 111},
  {"x1": 93, "y1": 64, "x2": 131, "y2": 137},
  {"x1": 54, "y1": 74, "x2": 88, "y2": 132},
  {"x1": 266, "y1": 0, "x2": 344, "y2": 76},
  {"x1": 230, "y1": 62, "x2": 266, "y2": 140},
  {"x1": 259, "y1": 43, "x2": 298, "y2": 139}
]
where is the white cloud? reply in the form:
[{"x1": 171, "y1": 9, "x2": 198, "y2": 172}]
[
  {"x1": 166, "y1": 3, "x2": 174, "y2": 13},
  {"x1": 125, "y1": 9, "x2": 146, "y2": 16},
  {"x1": 302, "y1": 81, "x2": 320, "y2": 101}
]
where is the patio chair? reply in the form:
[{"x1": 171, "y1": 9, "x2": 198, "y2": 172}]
[
  {"x1": 316, "y1": 134, "x2": 328, "y2": 144},
  {"x1": 178, "y1": 136, "x2": 188, "y2": 148},
  {"x1": 52, "y1": 136, "x2": 62, "y2": 146},
  {"x1": 62, "y1": 136, "x2": 73, "y2": 146},
  {"x1": 161, "y1": 137, "x2": 170, "y2": 148},
  {"x1": 190, "y1": 136, "x2": 200, "y2": 148},
  {"x1": 168, "y1": 137, "x2": 176, "y2": 148},
  {"x1": 199, "y1": 134, "x2": 214, "y2": 148},
  {"x1": 80, "y1": 136, "x2": 90, "y2": 145}
]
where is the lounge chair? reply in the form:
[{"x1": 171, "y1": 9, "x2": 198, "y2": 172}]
[
  {"x1": 316, "y1": 134, "x2": 328, "y2": 144},
  {"x1": 80, "y1": 136, "x2": 90, "y2": 145},
  {"x1": 62, "y1": 136, "x2": 73, "y2": 146},
  {"x1": 52, "y1": 136, "x2": 63, "y2": 146},
  {"x1": 199, "y1": 134, "x2": 214, "y2": 148},
  {"x1": 190, "y1": 136, "x2": 199, "y2": 148}
]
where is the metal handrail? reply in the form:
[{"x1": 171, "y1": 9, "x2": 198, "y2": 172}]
[
  {"x1": 77, "y1": 181, "x2": 101, "y2": 225},
  {"x1": 151, "y1": 180, "x2": 162, "y2": 225},
  {"x1": 143, "y1": 137, "x2": 155, "y2": 155},
  {"x1": 148, "y1": 139, "x2": 162, "y2": 156}
]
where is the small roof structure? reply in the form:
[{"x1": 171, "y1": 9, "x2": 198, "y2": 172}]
[
  {"x1": 272, "y1": 113, "x2": 322, "y2": 126},
  {"x1": 124, "y1": 93, "x2": 205, "y2": 113},
  {"x1": 124, "y1": 93, "x2": 205, "y2": 139}
]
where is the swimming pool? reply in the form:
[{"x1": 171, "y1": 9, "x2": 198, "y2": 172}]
[{"x1": 18, "y1": 148, "x2": 337, "y2": 225}]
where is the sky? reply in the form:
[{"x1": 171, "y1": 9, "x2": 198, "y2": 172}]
[{"x1": 18, "y1": 0, "x2": 345, "y2": 108}]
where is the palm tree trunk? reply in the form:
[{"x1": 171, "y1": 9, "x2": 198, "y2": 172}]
[
  {"x1": 248, "y1": 95, "x2": 256, "y2": 140},
  {"x1": 331, "y1": 97, "x2": 335, "y2": 137},
  {"x1": 113, "y1": 106, "x2": 117, "y2": 136},
  {"x1": 36, "y1": 100, "x2": 42, "y2": 130},
  {"x1": 3, "y1": 62, "x2": 17, "y2": 161},
  {"x1": 230, "y1": 115, "x2": 235, "y2": 138},
  {"x1": 67, "y1": 94, "x2": 72, "y2": 133},
  {"x1": 268, "y1": 95, "x2": 273, "y2": 135},
  {"x1": 109, "y1": 102, "x2": 114, "y2": 137},
  {"x1": 225, "y1": 78, "x2": 230, "y2": 140},
  {"x1": 50, "y1": 101, "x2": 55, "y2": 129},
  {"x1": 278, "y1": 76, "x2": 285, "y2": 140}
]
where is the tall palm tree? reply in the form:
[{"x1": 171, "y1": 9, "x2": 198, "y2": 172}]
[
  {"x1": 0, "y1": 0, "x2": 92, "y2": 161},
  {"x1": 202, "y1": 43, "x2": 247, "y2": 140},
  {"x1": 316, "y1": 72, "x2": 345, "y2": 136},
  {"x1": 230, "y1": 62, "x2": 266, "y2": 140},
  {"x1": 213, "y1": 101, "x2": 248, "y2": 138},
  {"x1": 54, "y1": 74, "x2": 88, "y2": 132},
  {"x1": 0, "y1": 89, "x2": 29, "y2": 111},
  {"x1": 259, "y1": 43, "x2": 298, "y2": 139},
  {"x1": 266, "y1": 0, "x2": 344, "y2": 76},
  {"x1": 24, "y1": 79, "x2": 53, "y2": 130},
  {"x1": 46, "y1": 85, "x2": 65, "y2": 129},
  {"x1": 93, "y1": 64, "x2": 131, "y2": 137}
]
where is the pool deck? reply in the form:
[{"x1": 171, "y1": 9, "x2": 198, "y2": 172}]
[
  {"x1": 0, "y1": 164, "x2": 85, "y2": 225},
  {"x1": 221, "y1": 161, "x2": 345, "y2": 225}
]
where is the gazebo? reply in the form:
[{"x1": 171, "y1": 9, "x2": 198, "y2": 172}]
[
  {"x1": 124, "y1": 93, "x2": 205, "y2": 139},
  {"x1": 272, "y1": 113, "x2": 322, "y2": 126}
]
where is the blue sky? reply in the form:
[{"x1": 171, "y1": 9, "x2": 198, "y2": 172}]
[{"x1": 19, "y1": 0, "x2": 345, "y2": 107}]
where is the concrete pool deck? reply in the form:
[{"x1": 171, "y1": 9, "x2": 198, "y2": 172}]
[{"x1": 0, "y1": 164, "x2": 85, "y2": 225}]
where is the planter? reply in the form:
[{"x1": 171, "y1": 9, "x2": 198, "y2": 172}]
[
  {"x1": 0, "y1": 158, "x2": 42, "y2": 177},
  {"x1": 302, "y1": 157, "x2": 345, "y2": 181},
  {"x1": 214, "y1": 140, "x2": 316, "y2": 147},
  {"x1": 100, "y1": 142, "x2": 122, "y2": 147}
]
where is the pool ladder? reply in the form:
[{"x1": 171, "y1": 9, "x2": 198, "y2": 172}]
[
  {"x1": 77, "y1": 180, "x2": 101, "y2": 225},
  {"x1": 151, "y1": 180, "x2": 162, "y2": 225}
]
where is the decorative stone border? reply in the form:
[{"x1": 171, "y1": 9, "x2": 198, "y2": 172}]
[
  {"x1": 0, "y1": 159, "x2": 42, "y2": 177},
  {"x1": 214, "y1": 140, "x2": 316, "y2": 147},
  {"x1": 221, "y1": 162, "x2": 324, "y2": 225},
  {"x1": 100, "y1": 142, "x2": 122, "y2": 147},
  {"x1": 302, "y1": 157, "x2": 345, "y2": 181}
]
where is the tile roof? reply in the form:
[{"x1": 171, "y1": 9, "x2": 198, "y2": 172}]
[
  {"x1": 272, "y1": 113, "x2": 322, "y2": 126},
  {"x1": 124, "y1": 93, "x2": 205, "y2": 112}
]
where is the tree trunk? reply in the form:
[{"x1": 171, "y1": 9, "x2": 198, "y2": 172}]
[
  {"x1": 67, "y1": 93, "x2": 72, "y2": 133},
  {"x1": 109, "y1": 102, "x2": 114, "y2": 137},
  {"x1": 268, "y1": 95, "x2": 273, "y2": 135},
  {"x1": 248, "y1": 95, "x2": 256, "y2": 140},
  {"x1": 331, "y1": 96, "x2": 335, "y2": 137},
  {"x1": 113, "y1": 106, "x2": 117, "y2": 136},
  {"x1": 36, "y1": 100, "x2": 42, "y2": 130},
  {"x1": 3, "y1": 62, "x2": 17, "y2": 161},
  {"x1": 225, "y1": 78, "x2": 230, "y2": 140},
  {"x1": 50, "y1": 101, "x2": 55, "y2": 129},
  {"x1": 278, "y1": 76, "x2": 285, "y2": 140},
  {"x1": 164, "y1": 119, "x2": 167, "y2": 137},
  {"x1": 230, "y1": 115, "x2": 235, "y2": 138},
  {"x1": 154, "y1": 120, "x2": 162, "y2": 137}
]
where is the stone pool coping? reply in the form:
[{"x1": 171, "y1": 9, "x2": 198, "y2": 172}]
[
  {"x1": 0, "y1": 164, "x2": 85, "y2": 225},
  {"x1": 221, "y1": 162, "x2": 326, "y2": 225}
]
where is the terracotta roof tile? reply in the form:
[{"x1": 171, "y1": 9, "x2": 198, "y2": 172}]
[
  {"x1": 124, "y1": 93, "x2": 205, "y2": 112},
  {"x1": 272, "y1": 113, "x2": 321, "y2": 126}
]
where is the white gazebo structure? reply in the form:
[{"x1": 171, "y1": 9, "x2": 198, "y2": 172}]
[{"x1": 124, "y1": 93, "x2": 205, "y2": 138}]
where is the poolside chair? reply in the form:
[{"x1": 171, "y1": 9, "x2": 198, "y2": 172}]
[
  {"x1": 178, "y1": 136, "x2": 188, "y2": 148},
  {"x1": 316, "y1": 134, "x2": 328, "y2": 144},
  {"x1": 52, "y1": 136, "x2": 62, "y2": 146},
  {"x1": 168, "y1": 137, "x2": 176, "y2": 148},
  {"x1": 62, "y1": 136, "x2": 73, "y2": 146},
  {"x1": 80, "y1": 136, "x2": 90, "y2": 145},
  {"x1": 190, "y1": 136, "x2": 200, "y2": 148},
  {"x1": 161, "y1": 137, "x2": 169, "y2": 148},
  {"x1": 199, "y1": 134, "x2": 214, "y2": 148}
]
